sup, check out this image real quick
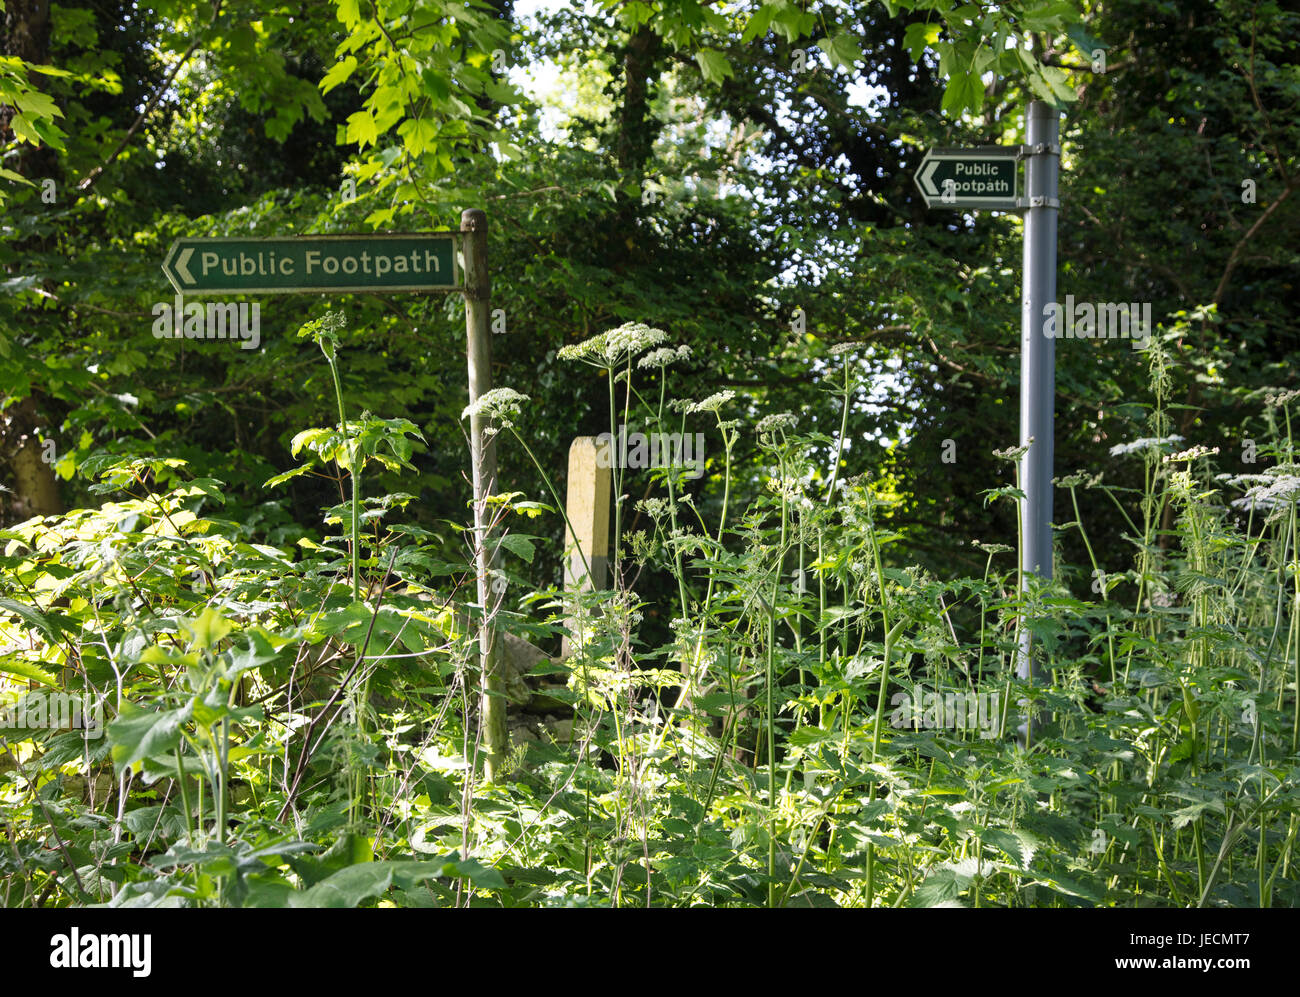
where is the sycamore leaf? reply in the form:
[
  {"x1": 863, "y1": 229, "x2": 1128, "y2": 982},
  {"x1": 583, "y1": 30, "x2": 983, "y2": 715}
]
[
  {"x1": 903, "y1": 22, "x2": 942, "y2": 62},
  {"x1": 942, "y1": 72, "x2": 984, "y2": 116},
  {"x1": 817, "y1": 33, "x2": 863, "y2": 71},
  {"x1": 320, "y1": 55, "x2": 358, "y2": 94},
  {"x1": 741, "y1": 4, "x2": 777, "y2": 43},
  {"x1": 695, "y1": 49, "x2": 734, "y2": 84},
  {"x1": 26, "y1": 63, "x2": 75, "y2": 78},
  {"x1": 9, "y1": 113, "x2": 40, "y2": 145},
  {"x1": 346, "y1": 109, "x2": 380, "y2": 148},
  {"x1": 15, "y1": 88, "x2": 61, "y2": 119},
  {"x1": 397, "y1": 117, "x2": 437, "y2": 156}
]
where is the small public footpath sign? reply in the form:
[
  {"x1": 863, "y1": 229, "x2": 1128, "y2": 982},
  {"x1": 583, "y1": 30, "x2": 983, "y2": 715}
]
[
  {"x1": 913, "y1": 146, "x2": 1021, "y2": 211},
  {"x1": 162, "y1": 233, "x2": 460, "y2": 295}
]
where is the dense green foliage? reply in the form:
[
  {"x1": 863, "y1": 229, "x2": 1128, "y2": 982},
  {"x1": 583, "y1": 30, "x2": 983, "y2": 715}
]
[{"x1": 1, "y1": 0, "x2": 1297, "y2": 906}]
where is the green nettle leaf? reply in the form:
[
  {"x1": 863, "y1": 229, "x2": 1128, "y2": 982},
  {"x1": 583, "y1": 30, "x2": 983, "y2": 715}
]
[
  {"x1": 497, "y1": 533, "x2": 535, "y2": 564},
  {"x1": 980, "y1": 827, "x2": 1039, "y2": 869},
  {"x1": 1171, "y1": 798, "x2": 1225, "y2": 829},
  {"x1": 224, "y1": 628, "x2": 283, "y2": 679},
  {"x1": 182, "y1": 607, "x2": 234, "y2": 651},
  {"x1": 910, "y1": 858, "x2": 979, "y2": 907},
  {"x1": 108, "y1": 702, "x2": 193, "y2": 769},
  {"x1": 0, "y1": 654, "x2": 59, "y2": 687},
  {"x1": 288, "y1": 859, "x2": 498, "y2": 908},
  {"x1": 0, "y1": 596, "x2": 71, "y2": 648},
  {"x1": 1035, "y1": 871, "x2": 1104, "y2": 904},
  {"x1": 695, "y1": 49, "x2": 734, "y2": 85}
]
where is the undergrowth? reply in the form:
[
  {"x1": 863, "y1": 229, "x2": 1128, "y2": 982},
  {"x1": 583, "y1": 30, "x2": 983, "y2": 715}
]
[{"x1": 1, "y1": 315, "x2": 1297, "y2": 907}]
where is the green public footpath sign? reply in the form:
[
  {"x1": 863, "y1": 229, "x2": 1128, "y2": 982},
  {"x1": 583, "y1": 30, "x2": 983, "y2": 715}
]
[
  {"x1": 914, "y1": 146, "x2": 1021, "y2": 210},
  {"x1": 162, "y1": 233, "x2": 461, "y2": 294}
]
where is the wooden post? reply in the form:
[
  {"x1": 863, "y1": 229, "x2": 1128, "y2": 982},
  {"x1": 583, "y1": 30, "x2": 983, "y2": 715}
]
[
  {"x1": 562, "y1": 436, "x2": 610, "y2": 657},
  {"x1": 460, "y1": 208, "x2": 506, "y2": 780}
]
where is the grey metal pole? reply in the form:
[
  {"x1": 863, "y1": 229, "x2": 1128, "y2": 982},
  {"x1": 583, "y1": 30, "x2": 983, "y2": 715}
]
[
  {"x1": 461, "y1": 208, "x2": 506, "y2": 779},
  {"x1": 1016, "y1": 103, "x2": 1060, "y2": 703}
]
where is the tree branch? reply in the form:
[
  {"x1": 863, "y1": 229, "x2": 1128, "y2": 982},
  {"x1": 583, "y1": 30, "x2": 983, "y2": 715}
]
[{"x1": 76, "y1": 0, "x2": 225, "y2": 193}]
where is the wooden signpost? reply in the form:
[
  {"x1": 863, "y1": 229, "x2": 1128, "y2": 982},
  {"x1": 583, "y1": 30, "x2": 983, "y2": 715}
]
[
  {"x1": 162, "y1": 214, "x2": 507, "y2": 777},
  {"x1": 457, "y1": 209, "x2": 507, "y2": 780}
]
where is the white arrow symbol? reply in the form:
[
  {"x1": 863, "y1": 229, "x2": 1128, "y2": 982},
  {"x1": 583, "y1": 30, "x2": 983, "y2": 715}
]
[
  {"x1": 174, "y1": 247, "x2": 196, "y2": 286},
  {"x1": 920, "y1": 159, "x2": 940, "y2": 197}
]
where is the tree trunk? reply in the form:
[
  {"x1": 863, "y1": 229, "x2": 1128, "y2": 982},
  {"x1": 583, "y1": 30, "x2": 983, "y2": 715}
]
[
  {"x1": 4, "y1": 397, "x2": 62, "y2": 521},
  {"x1": 614, "y1": 24, "x2": 661, "y2": 179},
  {"x1": 2, "y1": 0, "x2": 64, "y2": 523}
]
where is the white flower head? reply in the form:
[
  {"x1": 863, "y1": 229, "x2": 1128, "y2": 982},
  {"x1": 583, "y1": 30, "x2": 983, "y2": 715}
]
[
  {"x1": 1108, "y1": 435, "x2": 1184, "y2": 457},
  {"x1": 757, "y1": 412, "x2": 799, "y2": 435},
  {"x1": 635, "y1": 497, "x2": 671, "y2": 520},
  {"x1": 604, "y1": 322, "x2": 667, "y2": 362},
  {"x1": 559, "y1": 322, "x2": 669, "y2": 367},
  {"x1": 557, "y1": 339, "x2": 597, "y2": 362},
  {"x1": 829, "y1": 341, "x2": 867, "y2": 357},
  {"x1": 638, "y1": 345, "x2": 691, "y2": 369},
  {"x1": 992, "y1": 442, "x2": 1031, "y2": 463},
  {"x1": 1265, "y1": 389, "x2": 1300, "y2": 407},
  {"x1": 461, "y1": 387, "x2": 530, "y2": 426},
  {"x1": 687, "y1": 390, "x2": 735, "y2": 414},
  {"x1": 1231, "y1": 473, "x2": 1300, "y2": 513},
  {"x1": 1164, "y1": 445, "x2": 1219, "y2": 463},
  {"x1": 765, "y1": 474, "x2": 805, "y2": 502}
]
